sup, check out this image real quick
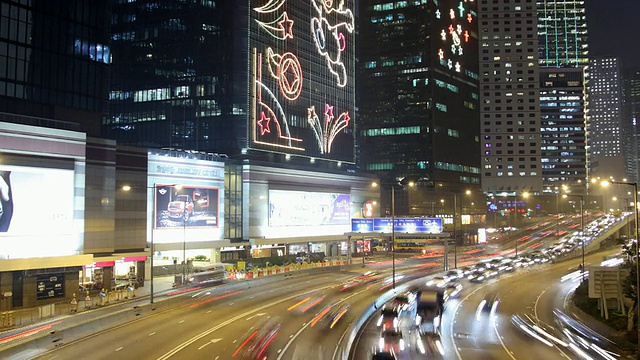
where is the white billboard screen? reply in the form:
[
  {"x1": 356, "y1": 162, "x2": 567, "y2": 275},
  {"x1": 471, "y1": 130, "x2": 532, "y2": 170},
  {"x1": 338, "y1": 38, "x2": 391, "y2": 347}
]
[
  {"x1": 0, "y1": 165, "x2": 77, "y2": 258},
  {"x1": 268, "y1": 190, "x2": 351, "y2": 227}
]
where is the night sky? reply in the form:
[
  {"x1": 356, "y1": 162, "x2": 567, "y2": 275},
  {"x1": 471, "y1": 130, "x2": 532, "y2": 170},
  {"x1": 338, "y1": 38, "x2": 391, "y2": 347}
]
[{"x1": 587, "y1": 0, "x2": 640, "y2": 68}]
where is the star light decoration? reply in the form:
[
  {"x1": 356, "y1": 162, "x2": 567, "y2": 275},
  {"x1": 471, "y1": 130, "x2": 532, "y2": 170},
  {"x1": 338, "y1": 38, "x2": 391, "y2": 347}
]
[{"x1": 438, "y1": 1, "x2": 473, "y2": 74}]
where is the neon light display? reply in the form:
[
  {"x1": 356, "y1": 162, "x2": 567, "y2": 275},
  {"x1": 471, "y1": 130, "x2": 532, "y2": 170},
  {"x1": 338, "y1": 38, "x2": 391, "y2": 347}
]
[
  {"x1": 436, "y1": 0, "x2": 476, "y2": 76},
  {"x1": 250, "y1": 0, "x2": 355, "y2": 162}
]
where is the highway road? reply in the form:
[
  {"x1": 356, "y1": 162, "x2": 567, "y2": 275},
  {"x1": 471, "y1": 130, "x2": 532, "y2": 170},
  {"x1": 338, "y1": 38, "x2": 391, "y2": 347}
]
[
  {"x1": 350, "y1": 246, "x2": 621, "y2": 360},
  {"x1": 1, "y1": 214, "x2": 600, "y2": 360}
]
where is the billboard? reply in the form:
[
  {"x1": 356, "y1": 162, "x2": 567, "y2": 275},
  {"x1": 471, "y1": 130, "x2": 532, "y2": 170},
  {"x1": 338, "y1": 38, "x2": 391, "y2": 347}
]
[
  {"x1": 268, "y1": 190, "x2": 350, "y2": 227},
  {"x1": 250, "y1": 0, "x2": 356, "y2": 162},
  {"x1": 0, "y1": 165, "x2": 78, "y2": 258},
  {"x1": 155, "y1": 185, "x2": 219, "y2": 228},
  {"x1": 351, "y1": 218, "x2": 444, "y2": 234},
  {"x1": 36, "y1": 273, "x2": 65, "y2": 300}
]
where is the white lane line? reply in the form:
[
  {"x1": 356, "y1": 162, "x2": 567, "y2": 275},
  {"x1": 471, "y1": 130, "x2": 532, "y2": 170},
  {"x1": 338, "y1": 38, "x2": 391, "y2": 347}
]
[
  {"x1": 492, "y1": 321, "x2": 516, "y2": 360},
  {"x1": 116, "y1": 347, "x2": 124, "y2": 352},
  {"x1": 215, "y1": 357, "x2": 219, "y2": 360},
  {"x1": 207, "y1": 310, "x2": 212, "y2": 314},
  {"x1": 179, "y1": 320, "x2": 185, "y2": 324},
  {"x1": 332, "y1": 323, "x2": 351, "y2": 360},
  {"x1": 277, "y1": 288, "x2": 368, "y2": 360},
  {"x1": 534, "y1": 283, "x2": 554, "y2": 321},
  {"x1": 149, "y1": 332, "x2": 156, "y2": 336},
  {"x1": 198, "y1": 342, "x2": 211, "y2": 350}
]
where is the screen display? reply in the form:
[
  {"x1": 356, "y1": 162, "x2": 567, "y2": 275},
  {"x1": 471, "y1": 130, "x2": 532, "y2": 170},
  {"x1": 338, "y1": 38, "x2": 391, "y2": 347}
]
[
  {"x1": 155, "y1": 185, "x2": 219, "y2": 228},
  {"x1": 0, "y1": 165, "x2": 77, "y2": 258},
  {"x1": 249, "y1": 0, "x2": 356, "y2": 163},
  {"x1": 268, "y1": 190, "x2": 351, "y2": 227}
]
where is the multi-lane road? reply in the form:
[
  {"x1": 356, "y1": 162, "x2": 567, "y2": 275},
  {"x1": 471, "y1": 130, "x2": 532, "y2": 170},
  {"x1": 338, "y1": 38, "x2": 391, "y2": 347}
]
[
  {"x1": 0, "y1": 214, "x2": 610, "y2": 360},
  {"x1": 351, "y1": 248, "x2": 621, "y2": 360}
]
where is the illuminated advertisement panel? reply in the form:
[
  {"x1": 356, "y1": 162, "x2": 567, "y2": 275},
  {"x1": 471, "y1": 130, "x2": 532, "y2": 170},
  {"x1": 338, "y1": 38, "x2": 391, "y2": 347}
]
[
  {"x1": 351, "y1": 218, "x2": 443, "y2": 233},
  {"x1": 268, "y1": 190, "x2": 350, "y2": 227},
  {"x1": 250, "y1": 0, "x2": 356, "y2": 163},
  {"x1": 0, "y1": 165, "x2": 78, "y2": 258},
  {"x1": 155, "y1": 185, "x2": 219, "y2": 228}
]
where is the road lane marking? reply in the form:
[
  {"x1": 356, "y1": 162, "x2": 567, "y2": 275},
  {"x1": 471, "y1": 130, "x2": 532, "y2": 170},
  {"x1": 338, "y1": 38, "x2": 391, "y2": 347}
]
[
  {"x1": 116, "y1": 347, "x2": 123, "y2": 352},
  {"x1": 492, "y1": 321, "x2": 516, "y2": 360},
  {"x1": 534, "y1": 283, "x2": 554, "y2": 320},
  {"x1": 332, "y1": 323, "x2": 351, "y2": 360},
  {"x1": 149, "y1": 332, "x2": 156, "y2": 336},
  {"x1": 157, "y1": 283, "x2": 339, "y2": 360},
  {"x1": 178, "y1": 320, "x2": 185, "y2": 324},
  {"x1": 277, "y1": 289, "x2": 368, "y2": 360}
]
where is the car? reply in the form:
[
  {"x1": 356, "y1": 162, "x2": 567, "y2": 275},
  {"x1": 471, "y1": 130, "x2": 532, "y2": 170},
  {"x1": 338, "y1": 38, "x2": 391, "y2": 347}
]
[
  {"x1": 168, "y1": 194, "x2": 194, "y2": 220},
  {"x1": 316, "y1": 303, "x2": 350, "y2": 329},
  {"x1": 391, "y1": 292, "x2": 416, "y2": 313},
  {"x1": 378, "y1": 328, "x2": 406, "y2": 353},
  {"x1": 371, "y1": 350, "x2": 397, "y2": 360},
  {"x1": 446, "y1": 269, "x2": 464, "y2": 280},
  {"x1": 233, "y1": 317, "x2": 281, "y2": 359},
  {"x1": 467, "y1": 269, "x2": 487, "y2": 283},
  {"x1": 426, "y1": 276, "x2": 449, "y2": 288},
  {"x1": 444, "y1": 282, "x2": 463, "y2": 300},
  {"x1": 376, "y1": 304, "x2": 400, "y2": 328},
  {"x1": 476, "y1": 292, "x2": 500, "y2": 316}
]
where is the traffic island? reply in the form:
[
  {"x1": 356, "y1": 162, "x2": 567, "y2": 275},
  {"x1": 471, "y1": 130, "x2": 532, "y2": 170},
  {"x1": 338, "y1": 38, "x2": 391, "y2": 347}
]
[{"x1": 571, "y1": 281, "x2": 638, "y2": 355}]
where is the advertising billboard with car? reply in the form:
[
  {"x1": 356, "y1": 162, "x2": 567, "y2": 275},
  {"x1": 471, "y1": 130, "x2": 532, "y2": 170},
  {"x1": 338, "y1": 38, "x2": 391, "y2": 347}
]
[
  {"x1": 0, "y1": 165, "x2": 79, "y2": 259},
  {"x1": 268, "y1": 190, "x2": 351, "y2": 227},
  {"x1": 154, "y1": 184, "x2": 219, "y2": 228}
]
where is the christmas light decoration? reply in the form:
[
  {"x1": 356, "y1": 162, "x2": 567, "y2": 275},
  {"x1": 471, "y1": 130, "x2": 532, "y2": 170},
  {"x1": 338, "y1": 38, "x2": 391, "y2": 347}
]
[
  {"x1": 311, "y1": 0, "x2": 354, "y2": 87},
  {"x1": 307, "y1": 104, "x2": 350, "y2": 154}
]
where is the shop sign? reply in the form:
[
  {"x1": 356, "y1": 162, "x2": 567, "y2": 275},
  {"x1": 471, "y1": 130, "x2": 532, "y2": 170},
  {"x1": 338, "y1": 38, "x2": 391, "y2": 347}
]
[{"x1": 36, "y1": 274, "x2": 65, "y2": 300}]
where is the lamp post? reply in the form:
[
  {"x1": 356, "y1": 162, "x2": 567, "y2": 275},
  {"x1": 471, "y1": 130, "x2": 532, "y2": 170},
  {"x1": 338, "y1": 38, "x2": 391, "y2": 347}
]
[
  {"x1": 563, "y1": 193, "x2": 585, "y2": 280},
  {"x1": 603, "y1": 180, "x2": 639, "y2": 343},
  {"x1": 373, "y1": 180, "x2": 414, "y2": 290},
  {"x1": 123, "y1": 183, "x2": 182, "y2": 304},
  {"x1": 183, "y1": 208, "x2": 187, "y2": 285},
  {"x1": 507, "y1": 191, "x2": 529, "y2": 257}
]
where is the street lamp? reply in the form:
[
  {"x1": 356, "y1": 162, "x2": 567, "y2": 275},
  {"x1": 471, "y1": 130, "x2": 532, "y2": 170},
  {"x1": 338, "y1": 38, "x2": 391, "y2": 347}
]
[
  {"x1": 123, "y1": 183, "x2": 181, "y2": 304},
  {"x1": 602, "y1": 179, "x2": 640, "y2": 343},
  {"x1": 372, "y1": 180, "x2": 414, "y2": 290},
  {"x1": 504, "y1": 191, "x2": 528, "y2": 257},
  {"x1": 563, "y1": 192, "x2": 585, "y2": 280}
]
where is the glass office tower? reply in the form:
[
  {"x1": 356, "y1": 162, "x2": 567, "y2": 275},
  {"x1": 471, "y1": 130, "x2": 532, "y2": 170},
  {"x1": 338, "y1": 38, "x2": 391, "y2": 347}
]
[
  {"x1": 106, "y1": 0, "x2": 356, "y2": 168},
  {"x1": 358, "y1": 0, "x2": 481, "y2": 214}
]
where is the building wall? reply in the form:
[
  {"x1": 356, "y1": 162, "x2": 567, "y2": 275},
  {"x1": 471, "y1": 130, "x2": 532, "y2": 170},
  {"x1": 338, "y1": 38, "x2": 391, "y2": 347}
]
[
  {"x1": 589, "y1": 57, "x2": 625, "y2": 180},
  {"x1": 479, "y1": 0, "x2": 543, "y2": 194},
  {"x1": 536, "y1": 0, "x2": 588, "y2": 68},
  {"x1": 539, "y1": 67, "x2": 587, "y2": 189}
]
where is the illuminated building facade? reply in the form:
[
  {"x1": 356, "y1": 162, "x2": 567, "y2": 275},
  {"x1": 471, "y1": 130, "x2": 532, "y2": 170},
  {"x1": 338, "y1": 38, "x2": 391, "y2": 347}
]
[
  {"x1": 589, "y1": 57, "x2": 625, "y2": 179},
  {"x1": 106, "y1": 0, "x2": 355, "y2": 168},
  {"x1": 625, "y1": 68, "x2": 640, "y2": 182},
  {"x1": 539, "y1": 67, "x2": 586, "y2": 189},
  {"x1": 358, "y1": 0, "x2": 481, "y2": 214},
  {"x1": 536, "y1": 0, "x2": 588, "y2": 68},
  {"x1": 479, "y1": 0, "x2": 543, "y2": 194}
]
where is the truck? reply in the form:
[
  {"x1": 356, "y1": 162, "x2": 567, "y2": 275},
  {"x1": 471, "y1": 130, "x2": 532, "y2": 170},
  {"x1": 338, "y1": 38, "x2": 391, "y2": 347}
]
[{"x1": 415, "y1": 288, "x2": 445, "y2": 335}]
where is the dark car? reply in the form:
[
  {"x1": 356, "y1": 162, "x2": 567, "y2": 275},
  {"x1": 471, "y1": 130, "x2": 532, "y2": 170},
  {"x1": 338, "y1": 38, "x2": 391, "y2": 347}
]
[{"x1": 376, "y1": 304, "x2": 400, "y2": 328}]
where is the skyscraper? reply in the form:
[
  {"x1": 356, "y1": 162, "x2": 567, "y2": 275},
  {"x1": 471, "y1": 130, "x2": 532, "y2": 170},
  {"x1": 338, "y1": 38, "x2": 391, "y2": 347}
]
[
  {"x1": 589, "y1": 57, "x2": 625, "y2": 179},
  {"x1": 624, "y1": 68, "x2": 640, "y2": 183},
  {"x1": 537, "y1": 0, "x2": 588, "y2": 68},
  {"x1": 479, "y1": 0, "x2": 542, "y2": 194},
  {"x1": 0, "y1": 0, "x2": 111, "y2": 135},
  {"x1": 358, "y1": 0, "x2": 481, "y2": 214},
  {"x1": 106, "y1": 0, "x2": 356, "y2": 169},
  {"x1": 539, "y1": 67, "x2": 586, "y2": 188}
]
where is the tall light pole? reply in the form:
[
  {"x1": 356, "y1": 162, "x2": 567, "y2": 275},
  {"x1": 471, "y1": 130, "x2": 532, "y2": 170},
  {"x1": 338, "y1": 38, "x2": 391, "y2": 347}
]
[
  {"x1": 373, "y1": 181, "x2": 414, "y2": 290},
  {"x1": 391, "y1": 185, "x2": 396, "y2": 289},
  {"x1": 603, "y1": 180, "x2": 639, "y2": 344},
  {"x1": 563, "y1": 193, "x2": 584, "y2": 279},
  {"x1": 510, "y1": 191, "x2": 529, "y2": 257}
]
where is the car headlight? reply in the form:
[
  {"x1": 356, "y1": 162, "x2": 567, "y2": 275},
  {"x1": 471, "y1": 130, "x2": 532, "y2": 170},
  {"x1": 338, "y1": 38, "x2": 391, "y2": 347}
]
[{"x1": 399, "y1": 338, "x2": 405, "y2": 351}]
